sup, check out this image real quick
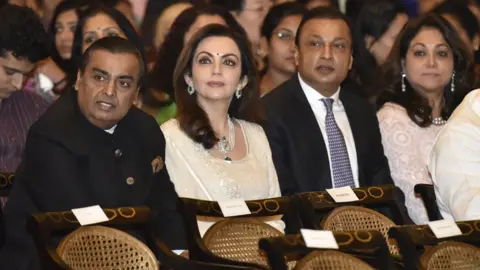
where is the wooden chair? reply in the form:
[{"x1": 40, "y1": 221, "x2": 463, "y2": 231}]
[
  {"x1": 294, "y1": 185, "x2": 411, "y2": 257},
  {"x1": 179, "y1": 197, "x2": 302, "y2": 269},
  {"x1": 0, "y1": 172, "x2": 14, "y2": 247},
  {"x1": 293, "y1": 185, "x2": 412, "y2": 229},
  {"x1": 203, "y1": 218, "x2": 282, "y2": 268},
  {"x1": 419, "y1": 241, "x2": 480, "y2": 269},
  {"x1": 259, "y1": 230, "x2": 393, "y2": 270},
  {"x1": 389, "y1": 220, "x2": 480, "y2": 269},
  {"x1": 0, "y1": 171, "x2": 14, "y2": 197},
  {"x1": 57, "y1": 225, "x2": 158, "y2": 269},
  {"x1": 414, "y1": 184, "x2": 442, "y2": 221},
  {"x1": 293, "y1": 250, "x2": 374, "y2": 270},
  {"x1": 321, "y1": 206, "x2": 400, "y2": 255},
  {"x1": 28, "y1": 206, "x2": 256, "y2": 270}
]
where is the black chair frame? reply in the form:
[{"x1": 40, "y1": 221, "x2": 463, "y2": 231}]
[
  {"x1": 293, "y1": 185, "x2": 413, "y2": 230},
  {"x1": 389, "y1": 220, "x2": 480, "y2": 270},
  {"x1": 259, "y1": 230, "x2": 394, "y2": 270},
  {"x1": 414, "y1": 184, "x2": 442, "y2": 221},
  {"x1": 178, "y1": 196, "x2": 302, "y2": 269}
]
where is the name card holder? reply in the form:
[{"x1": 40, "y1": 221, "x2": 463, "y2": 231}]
[
  {"x1": 428, "y1": 219, "x2": 462, "y2": 239},
  {"x1": 71, "y1": 205, "x2": 109, "y2": 226},
  {"x1": 301, "y1": 229, "x2": 339, "y2": 249},
  {"x1": 218, "y1": 199, "x2": 251, "y2": 217},
  {"x1": 326, "y1": 186, "x2": 359, "y2": 203}
]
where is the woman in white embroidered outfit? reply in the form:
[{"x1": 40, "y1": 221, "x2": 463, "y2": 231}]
[
  {"x1": 373, "y1": 14, "x2": 476, "y2": 224},
  {"x1": 161, "y1": 24, "x2": 283, "y2": 236}
]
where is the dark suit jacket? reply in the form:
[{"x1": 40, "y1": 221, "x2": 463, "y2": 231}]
[
  {"x1": 0, "y1": 90, "x2": 187, "y2": 270},
  {"x1": 262, "y1": 76, "x2": 393, "y2": 196}
]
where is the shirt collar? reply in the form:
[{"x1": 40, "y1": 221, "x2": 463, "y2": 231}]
[
  {"x1": 298, "y1": 73, "x2": 341, "y2": 105},
  {"x1": 104, "y1": 125, "x2": 117, "y2": 134}
]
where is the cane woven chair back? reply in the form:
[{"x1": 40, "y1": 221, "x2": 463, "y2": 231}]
[
  {"x1": 293, "y1": 250, "x2": 374, "y2": 270},
  {"x1": 322, "y1": 206, "x2": 399, "y2": 255},
  {"x1": 203, "y1": 218, "x2": 283, "y2": 267},
  {"x1": 419, "y1": 241, "x2": 480, "y2": 270},
  {"x1": 57, "y1": 225, "x2": 158, "y2": 270}
]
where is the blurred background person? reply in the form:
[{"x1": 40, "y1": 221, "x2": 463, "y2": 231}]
[
  {"x1": 152, "y1": 2, "x2": 192, "y2": 54},
  {"x1": 143, "y1": 5, "x2": 245, "y2": 125},
  {"x1": 259, "y1": 2, "x2": 306, "y2": 94},
  {"x1": 69, "y1": 5, "x2": 144, "y2": 89},
  {"x1": 418, "y1": 0, "x2": 444, "y2": 14},
  {"x1": 374, "y1": 13, "x2": 476, "y2": 224},
  {"x1": 101, "y1": 0, "x2": 138, "y2": 31},
  {"x1": 27, "y1": 0, "x2": 90, "y2": 102},
  {"x1": 352, "y1": 0, "x2": 408, "y2": 96},
  {"x1": 211, "y1": 0, "x2": 272, "y2": 70},
  {"x1": 433, "y1": 0, "x2": 480, "y2": 54},
  {"x1": 298, "y1": 0, "x2": 338, "y2": 10}
]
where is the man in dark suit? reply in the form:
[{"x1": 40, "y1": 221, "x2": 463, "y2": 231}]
[
  {"x1": 0, "y1": 37, "x2": 187, "y2": 269},
  {"x1": 262, "y1": 7, "x2": 393, "y2": 196}
]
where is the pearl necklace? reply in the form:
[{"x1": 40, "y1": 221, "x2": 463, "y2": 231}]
[
  {"x1": 215, "y1": 116, "x2": 235, "y2": 161},
  {"x1": 432, "y1": 117, "x2": 447, "y2": 126}
]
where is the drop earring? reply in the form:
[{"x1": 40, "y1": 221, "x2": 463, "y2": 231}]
[
  {"x1": 451, "y1": 71, "x2": 455, "y2": 92},
  {"x1": 187, "y1": 85, "x2": 195, "y2": 95},
  {"x1": 401, "y1": 72, "x2": 406, "y2": 92},
  {"x1": 235, "y1": 88, "x2": 242, "y2": 99}
]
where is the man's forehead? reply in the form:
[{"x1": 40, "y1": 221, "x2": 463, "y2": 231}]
[
  {"x1": 302, "y1": 18, "x2": 352, "y2": 39},
  {"x1": 86, "y1": 50, "x2": 140, "y2": 77}
]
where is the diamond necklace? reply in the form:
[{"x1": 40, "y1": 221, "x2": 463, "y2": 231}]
[
  {"x1": 215, "y1": 115, "x2": 235, "y2": 161},
  {"x1": 432, "y1": 116, "x2": 447, "y2": 126}
]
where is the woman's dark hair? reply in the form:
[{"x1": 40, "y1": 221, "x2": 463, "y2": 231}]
[
  {"x1": 261, "y1": 2, "x2": 306, "y2": 41},
  {"x1": 296, "y1": 0, "x2": 339, "y2": 9},
  {"x1": 49, "y1": 0, "x2": 90, "y2": 74},
  {"x1": 209, "y1": 0, "x2": 244, "y2": 12},
  {"x1": 433, "y1": 0, "x2": 480, "y2": 41},
  {"x1": 147, "y1": 5, "x2": 246, "y2": 106},
  {"x1": 373, "y1": 13, "x2": 476, "y2": 127},
  {"x1": 352, "y1": 0, "x2": 407, "y2": 87},
  {"x1": 173, "y1": 24, "x2": 261, "y2": 150}
]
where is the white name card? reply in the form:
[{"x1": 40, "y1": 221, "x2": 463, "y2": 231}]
[
  {"x1": 218, "y1": 199, "x2": 251, "y2": 217},
  {"x1": 428, "y1": 219, "x2": 462, "y2": 239},
  {"x1": 71, "y1": 205, "x2": 109, "y2": 226},
  {"x1": 301, "y1": 229, "x2": 339, "y2": 249},
  {"x1": 326, "y1": 186, "x2": 359, "y2": 203}
]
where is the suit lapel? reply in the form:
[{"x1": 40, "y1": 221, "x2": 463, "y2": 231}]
[{"x1": 288, "y1": 77, "x2": 332, "y2": 191}]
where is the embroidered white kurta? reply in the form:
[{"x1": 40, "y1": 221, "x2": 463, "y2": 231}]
[
  {"x1": 378, "y1": 102, "x2": 443, "y2": 224},
  {"x1": 161, "y1": 119, "x2": 284, "y2": 236}
]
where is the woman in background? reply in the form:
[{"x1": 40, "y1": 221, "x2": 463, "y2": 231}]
[
  {"x1": 374, "y1": 14, "x2": 476, "y2": 224},
  {"x1": 152, "y1": 2, "x2": 192, "y2": 53},
  {"x1": 352, "y1": 0, "x2": 408, "y2": 96},
  {"x1": 24, "y1": 0, "x2": 89, "y2": 102},
  {"x1": 69, "y1": 4, "x2": 145, "y2": 90},
  {"x1": 259, "y1": 2, "x2": 305, "y2": 95},
  {"x1": 162, "y1": 24, "x2": 283, "y2": 236},
  {"x1": 49, "y1": 0, "x2": 88, "y2": 80}
]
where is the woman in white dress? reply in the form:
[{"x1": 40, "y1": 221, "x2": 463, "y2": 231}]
[
  {"x1": 161, "y1": 24, "x2": 283, "y2": 236},
  {"x1": 373, "y1": 14, "x2": 476, "y2": 224}
]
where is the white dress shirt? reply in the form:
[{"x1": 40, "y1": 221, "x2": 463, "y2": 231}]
[
  {"x1": 298, "y1": 74, "x2": 359, "y2": 188},
  {"x1": 428, "y1": 89, "x2": 480, "y2": 221}
]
